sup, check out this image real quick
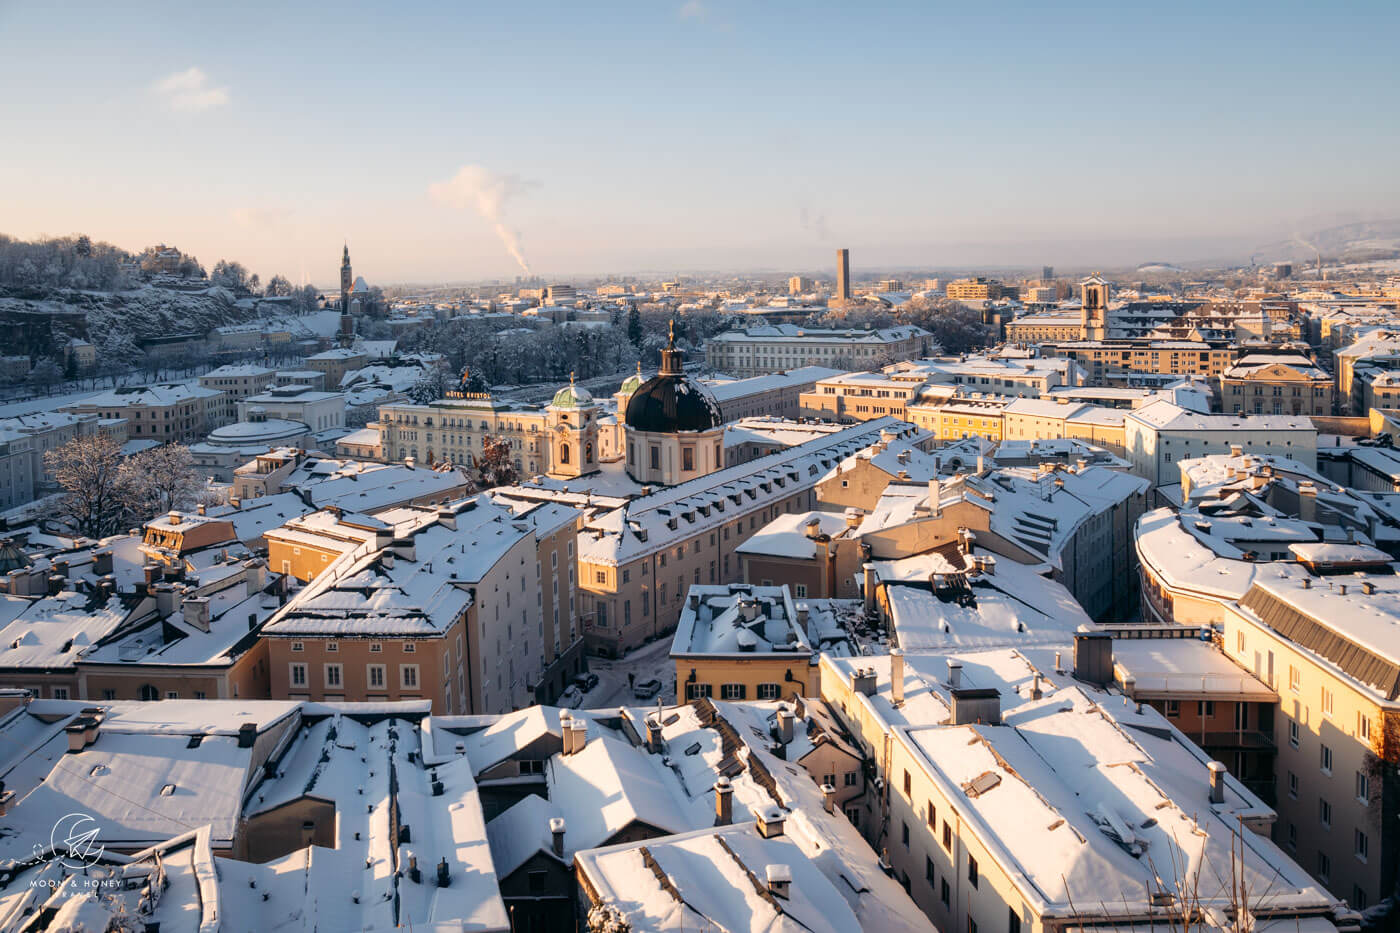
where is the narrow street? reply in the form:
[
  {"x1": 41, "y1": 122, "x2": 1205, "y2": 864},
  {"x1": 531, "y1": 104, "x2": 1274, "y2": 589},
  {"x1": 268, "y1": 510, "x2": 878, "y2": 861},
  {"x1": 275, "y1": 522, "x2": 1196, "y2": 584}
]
[{"x1": 579, "y1": 636, "x2": 676, "y2": 708}]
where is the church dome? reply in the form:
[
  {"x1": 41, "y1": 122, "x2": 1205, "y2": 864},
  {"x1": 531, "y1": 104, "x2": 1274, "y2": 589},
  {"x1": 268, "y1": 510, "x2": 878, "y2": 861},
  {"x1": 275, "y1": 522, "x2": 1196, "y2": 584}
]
[
  {"x1": 624, "y1": 325, "x2": 721, "y2": 433},
  {"x1": 619, "y1": 363, "x2": 648, "y2": 397},
  {"x1": 551, "y1": 377, "x2": 594, "y2": 409}
]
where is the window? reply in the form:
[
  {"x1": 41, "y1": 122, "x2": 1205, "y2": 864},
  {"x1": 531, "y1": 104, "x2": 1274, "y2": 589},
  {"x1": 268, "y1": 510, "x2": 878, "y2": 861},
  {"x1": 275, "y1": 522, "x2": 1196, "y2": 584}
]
[
  {"x1": 595, "y1": 570, "x2": 606, "y2": 584},
  {"x1": 1289, "y1": 665, "x2": 1300, "y2": 692},
  {"x1": 927, "y1": 802, "x2": 937, "y2": 828},
  {"x1": 52, "y1": 687, "x2": 69, "y2": 700},
  {"x1": 368, "y1": 664, "x2": 385, "y2": 689},
  {"x1": 370, "y1": 642, "x2": 382, "y2": 653},
  {"x1": 942, "y1": 821, "x2": 952, "y2": 850},
  {"x1": 1319, "y1": 797, "x2": 1331, "y2": 828},
  {"x1": 682, "y1": 447, "x2": 694, "y2": 471},
  {"x1": 756, "y1": 683, "x2": 780, "y2": 700},
  {"x1": 1289, "y1": 720, "x2": 1299, "y2": 748},
  {"x1": 1197, "y1": 700, "x2": 1215, "y2": 717},
  {"x1": 1165, "y1": 700, "x2": 1180, "y2": 717},
  {"x1": 1317, "y1": 852, "x2": 1330, "y2": 883},
  {"x1": 926, "y1": 857, "x2": 935, "y2": 884},
  {"x1": 1288, "y1": 771, "x2": 1298, "y2": 798},
  {"x1": 291, "y1": 641, "x2": 304, "y2": 652},
  {"x1": 1356, "y1": 770, "x2": 1369, "y2": 802},
  {"x1": 720, "y1": 683, "x2": 746, "y2": 700},
  {"x1": 290, "y1": 663, "x2": 307, "y2": 688},
  {"x1": 968, "y1": 855, "x2": 978, "y2": 888},
  {"x1": 844, "y1": 806, "x2": 860, "y2": 827},
  {"x1": 1321, "y1": 687, "x2": 1334, "y2": 717},
  {"x1": 685, "y1": 683, "x2": 712, "y2": 699},
  {"x1": 1357, "y1": 712, "x2": 1370, "y2": 741},
  {"x1": 528, "y1": 869, "x2": 547, "y2": 894},
  {"x1": 1321, "y1": 744, "x2": 1332, "y2": 774},
  {"x1": 844, "y1": 770, "x2": 858, "y2": 787},
  {"x1": 326, "y1": 641, "x2": 338, "y2": 653},
  {"x1": 403, "y1": 642, "x2": 416, "y2": 653},
  {"x1": 650, "y1": 446, "x2": 659, "y2": 470},
  {"x1": 401, "y1": 665, "x2": 420, "y2": 689},
  {"x1": 325, "y1": 664, "x2": 343, "y2": 689},
  {"x1": 1236, "y1": 630, "x2": 1246, "y2": 652},
  {"x1": 941, "y1": 878, "x2": 950, "y2": 907},
  {"x1": 1355, "y1": 829, "x2": 1369, "y2": 862},
  {"x1": 1286, "y1": 822, "x2": 1297, "y2": 850},
  {"x1": 101, "y1": 689, "x2": 116, "y2": 700},
  {"x1": 1354, "y1": 886, "x2": 1369, "y2": 910},
  {"x1": 794, "y1": 583, "x2": 807, "y2": 598},
  {"x1": 902, "y1": 821, "x2": 910, "y2": 848},
  {"x1": 1009, "y1": 908, "x2": 1022, "y2": 933}
]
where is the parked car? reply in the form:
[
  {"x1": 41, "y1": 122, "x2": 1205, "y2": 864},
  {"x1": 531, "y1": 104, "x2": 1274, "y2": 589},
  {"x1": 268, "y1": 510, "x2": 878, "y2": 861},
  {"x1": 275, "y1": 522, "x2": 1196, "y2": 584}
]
[
  {"x1": 560, "y1": 685, "x2": 584, "y2": 708},
  {"x1": 632, "y1": 679, "x2": 663, "y2": 699},
  {"x1": 573, "y1": 672, "x2": 599, "y2": 692}
]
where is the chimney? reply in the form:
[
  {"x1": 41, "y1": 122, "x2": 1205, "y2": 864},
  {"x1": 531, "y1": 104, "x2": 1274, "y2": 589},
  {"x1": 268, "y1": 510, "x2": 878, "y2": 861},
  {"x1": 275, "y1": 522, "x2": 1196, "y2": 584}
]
[
  {"x1": 821, "y1": 782, "x2": 836, "y2": 813},
  {"x1": 436, "y1": 506, "x2": 457, "y2": 532},
  {"x1": 570, "y1": 720, "x2": 588, "y2": 754},
  {"x1": 47, "y1": 574, "x2": 64, "y2": 596},
  {"x1": 550, "y1": 817, "x2": 566, "y2": 858},
  {"x1": 1208, "y1": 761, "x2": 1227, "y2": 804},
  {"x1": 1301, "y1": 577, "x2": 1312, "y2": 589},
  {"x1": 1073, "y1": 631, "x2": 1113, "y2": 687},
  {"x1": 646, "y1": 716, "x2": 663, "y2": 754},
  {"x1": 244, "y1": 559, "x2": 267, "y2": 597},
  {"x1": 715, "y1": 776, "x2": 734, "y2": 825},
  {"x1": 53, "y1": 560, "x2": 70, "y2": 579},
  {"x1": 804, "y1": 518, "x2": 822, "y2": 540},
  {"x1": 755, "y1": 805, "x2": 786, "y2": 838},
  {"x1": 1230, "y1": 444, "x2": 1243, "y2": 457},
  {"x1": 776, "y1": 707, "x2": 795, "y2": 745},
  {"x1": 183, "y1": 594, "x2": 211, "y2": 632},
  {"x1": 436, "y1": 858, "x2": 449, "y2": 888},
  {"x1": 559, "y1": 711, "x2": 573, "y2": 754},
  {"x1": 154, "y1": 582, "x2": 178, "y2": 617},
  {"x1": 1054, "y1": 650, "x2": 1063, "y2": 673},
  {"x1": 950, "y1": 688, "x2": 1002, "y2": 725},
  {"x1": 890, "y1": 648, "x2": 905, "y2": 706},
  {"x1": 844, "y1": 508, "x2": 862, "y2": 529},
  {"x1": 928, "y1": 479, "x2": 942, "y2": 517},
  {"x1": 862, "y1": 562, "x2": 877, "y2": 614},
  {"x1": 1031, "y1": 673, "x2": 1043, "y2": 700},
  {"x1": 238, "y1": 722, "x2": 257, "y2": 748},
  {"x1": 93, "y1": 549, "x2": 113, "y2": 577},
  {"x1": 66, "y1": 721, "x2": 88, "y2": 753},
  {"x1": 851, "y1": 668, "x2": 877, "y2": 696},
  {"x1": 947, "y1": 659, "x2": 963, "y2": 689},
  {"x1": 765, "y1": 864, "x2": 792, "y2": 900},
  {"x1": 978, "y1": 555, "x2": 996, "y2": 576}
]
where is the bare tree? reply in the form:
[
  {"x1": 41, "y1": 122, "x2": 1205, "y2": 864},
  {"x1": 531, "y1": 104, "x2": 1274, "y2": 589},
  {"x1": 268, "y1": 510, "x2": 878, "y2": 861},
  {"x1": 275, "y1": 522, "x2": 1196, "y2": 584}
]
[
  {"x1": 128, "y1": 443, "x2": 203, "y2": 516},
  {"x1": 477, "y1": 436, "x2": 518, "y2": 489},
  {"x1": 44, "y1": 433, "x2": 137, "y2": 538}
]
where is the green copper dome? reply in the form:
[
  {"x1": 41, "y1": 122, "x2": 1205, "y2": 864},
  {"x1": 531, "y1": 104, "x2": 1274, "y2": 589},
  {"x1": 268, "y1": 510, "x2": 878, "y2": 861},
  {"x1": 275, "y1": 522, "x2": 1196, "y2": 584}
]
[{"x1": 551, "y1": 381, "x2": 594, "y2": 409}]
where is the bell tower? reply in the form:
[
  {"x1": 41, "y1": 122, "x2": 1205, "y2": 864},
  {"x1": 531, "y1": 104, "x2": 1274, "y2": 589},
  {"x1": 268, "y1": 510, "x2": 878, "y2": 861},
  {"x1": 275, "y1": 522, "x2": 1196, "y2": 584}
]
[
  {"x1": 1079, "y1": 273, "x2": 1109, "y2": 341},
  {"x1": 340, "y1": 245, "x2": 353, "y2": 311}
]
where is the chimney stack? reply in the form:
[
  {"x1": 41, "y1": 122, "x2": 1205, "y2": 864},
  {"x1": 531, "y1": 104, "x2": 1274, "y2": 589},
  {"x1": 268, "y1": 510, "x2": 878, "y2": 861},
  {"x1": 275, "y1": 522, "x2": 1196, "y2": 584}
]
[
  {"x1": 821, "y1": 782, "x2": 836, "y2": 814},
  {"x1": 1073, "y1": 631, "x2": 1113, "y2": 686},
  {"x1": 947, "y1": 659, "x2": 963, "y2": 689},
  {"x1": 238, "y1": 722, "x2": 257, "y2": 748},
  {"x1": 570, "y1": 720, "x2": 588, "y2": 755},
  {"x1": 715, "y1": 776, "x2": 733, "y2": 825},
  {"x1": 950, "y1": 688, "x2": 1002, "y2": 726},
  {"x1": 646, "y1": 715, "x2": 663, "y2": 754},
  {"x1": 1031, "y1": 673, "x2": 1043, "y2": 700},
  {"x1": 765, "y1": 864, "x2": 792, "y2": 900},
  {"x1": 755, "y1": 805, "x2": 786, "y2": 839},
  {"x1": 928, "y1": 479, "x2": 942, "y2": 517},
  {"x1": 93, "y1": 549, "x2": 114, "y2": 577},
  {"x1": 550, "y1": 817, "x2": 566, "y2": 858},
  {"x1": 852, "y1": 668, "x2": 877, "y2": 696},
  {"x1": 804, "y1": 518, "x2": 822, "y2": 540},
  {"x1": 1208, "y1": 761, "x2": 1227, "y2": 804},
  {"x1": 776, "y1": 707, "x2": 795, "y2": 745},
  {"x1": 890, "y1": 648, "x2": 905, "y2": 706},
  {"x1": 182, "y1": 593, "x2": 211, "y2": 632}
]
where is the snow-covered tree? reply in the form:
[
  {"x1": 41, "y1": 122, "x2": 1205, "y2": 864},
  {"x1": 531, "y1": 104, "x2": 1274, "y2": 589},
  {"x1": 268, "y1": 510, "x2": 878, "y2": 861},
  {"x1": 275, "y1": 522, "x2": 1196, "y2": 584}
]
[
  {"x1": 587, "y1": 903, "x2": 632, "y2": 933},
  {"x1": 128, "y1": 444, "x2": 202, "y2": 516},
  {"x1": 265, "y1": 274, "x2": 294, "y2": 297},
  {"x1": 477, "y1": 436, "x2": 518, "y2": 489},
  {"x1": 45, "y1": 433, "x2": 138, "y2": 538}
]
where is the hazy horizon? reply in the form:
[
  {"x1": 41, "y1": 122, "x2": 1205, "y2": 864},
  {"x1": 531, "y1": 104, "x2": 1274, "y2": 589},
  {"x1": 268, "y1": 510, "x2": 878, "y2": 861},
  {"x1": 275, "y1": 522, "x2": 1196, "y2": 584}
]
[{"x1": 3, "y1": 0, "x2": 1398, "y2": 284}]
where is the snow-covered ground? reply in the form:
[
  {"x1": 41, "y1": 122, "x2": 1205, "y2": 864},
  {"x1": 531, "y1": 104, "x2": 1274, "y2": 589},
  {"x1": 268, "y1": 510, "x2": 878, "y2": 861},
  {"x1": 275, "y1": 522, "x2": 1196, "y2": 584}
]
[{"x1": 579, "y1": 637, "x2": 677, "y2": 708}]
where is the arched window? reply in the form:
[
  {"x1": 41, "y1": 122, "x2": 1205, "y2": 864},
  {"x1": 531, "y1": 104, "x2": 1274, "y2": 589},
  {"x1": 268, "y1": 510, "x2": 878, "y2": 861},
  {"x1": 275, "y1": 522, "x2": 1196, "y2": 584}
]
[
  {"x1": 585, "y1": 443, "x2": 594, "y2": 462},
  {"x1": 560, "y1": 444, "x2": 571, "y2": 464},
  {"x1": 140, "y1": 684, "x2": 159, "y2": 701}
]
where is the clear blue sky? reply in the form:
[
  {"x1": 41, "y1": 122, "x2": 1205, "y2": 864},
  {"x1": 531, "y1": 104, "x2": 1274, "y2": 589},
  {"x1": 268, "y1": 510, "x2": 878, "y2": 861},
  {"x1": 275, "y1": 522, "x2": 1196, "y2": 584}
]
[{"x1": 2, "y1": 0, "x2": 1397, "y2": 283}]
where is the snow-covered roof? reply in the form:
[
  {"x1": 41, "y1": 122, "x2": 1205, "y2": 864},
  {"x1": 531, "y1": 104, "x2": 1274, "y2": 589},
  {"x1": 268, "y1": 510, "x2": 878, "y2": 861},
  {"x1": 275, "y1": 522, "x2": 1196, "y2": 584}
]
[
  {"x1": 733, "y1": 510, "x2": 850, "y2": 560},
  {"x1": 671, "y1": 584, "x2": 812, "y2": 656},
  {"x1": 1111, "y1": 638, "x2": 1278, "y2": 699},
  {"x1": 1127, "y1": 399, "x2": 1315, "y2": 433},
  {"x1": 66, "y1": 383, "x2": 222, "y2": 408}
]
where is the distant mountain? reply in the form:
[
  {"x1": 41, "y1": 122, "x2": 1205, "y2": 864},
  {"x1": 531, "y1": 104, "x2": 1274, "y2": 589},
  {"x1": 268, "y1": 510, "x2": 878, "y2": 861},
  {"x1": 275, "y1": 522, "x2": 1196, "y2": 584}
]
[{"x1": 1254, "y1": 219, "x2": 1400, "y2": 265}]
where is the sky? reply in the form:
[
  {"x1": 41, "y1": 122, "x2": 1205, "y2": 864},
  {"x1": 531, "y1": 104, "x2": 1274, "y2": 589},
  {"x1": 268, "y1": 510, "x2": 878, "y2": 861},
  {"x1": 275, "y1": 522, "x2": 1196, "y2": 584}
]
[{"x1": 1, "y1": 0, "x2": 1398, "y2": 284}]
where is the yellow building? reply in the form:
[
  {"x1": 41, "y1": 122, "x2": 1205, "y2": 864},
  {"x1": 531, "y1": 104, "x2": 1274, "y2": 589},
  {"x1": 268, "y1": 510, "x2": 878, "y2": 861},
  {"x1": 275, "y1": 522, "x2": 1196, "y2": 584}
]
[{"x1": 670, "y1": 584, "x2": 815, "y2": 700}]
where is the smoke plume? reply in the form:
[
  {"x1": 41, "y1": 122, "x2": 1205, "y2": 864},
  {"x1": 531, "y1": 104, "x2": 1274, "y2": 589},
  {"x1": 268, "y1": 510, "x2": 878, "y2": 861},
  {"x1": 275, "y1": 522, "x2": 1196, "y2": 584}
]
[{"x1": 430, "y1": 165, "x2": 533, "y2": 273}]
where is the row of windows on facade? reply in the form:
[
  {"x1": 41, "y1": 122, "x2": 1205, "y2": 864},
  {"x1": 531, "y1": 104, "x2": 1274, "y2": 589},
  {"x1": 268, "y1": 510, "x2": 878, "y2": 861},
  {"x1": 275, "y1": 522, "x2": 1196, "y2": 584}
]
[
  {"x1": 288, "y1": 661, "x2": 420, "y2": 690},
  {"x1": 682, "y1": 682, "x2": 785, "y2": 700},
  {"x1": 1281, "y1": 820, "x2": 1372, "y2": 905}
]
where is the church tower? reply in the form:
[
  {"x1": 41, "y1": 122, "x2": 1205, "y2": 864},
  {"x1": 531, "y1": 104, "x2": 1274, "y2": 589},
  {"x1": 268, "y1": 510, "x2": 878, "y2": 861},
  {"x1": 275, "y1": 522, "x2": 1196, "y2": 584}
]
[
  {"x1": 337, "y1": 245, "x2": 355, "y2": 349},
  {"x1": 1079, "y1": 273, "x2": 1109, "y2": 341},
  {"x1": 340, "y1": 245, "x2": 353, "y2": 311}
]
